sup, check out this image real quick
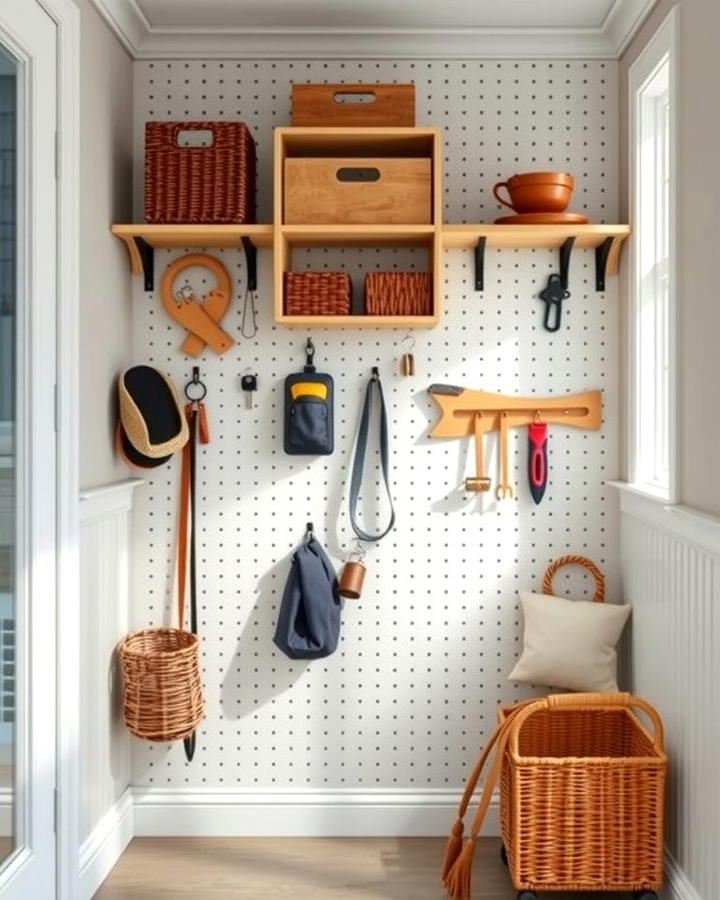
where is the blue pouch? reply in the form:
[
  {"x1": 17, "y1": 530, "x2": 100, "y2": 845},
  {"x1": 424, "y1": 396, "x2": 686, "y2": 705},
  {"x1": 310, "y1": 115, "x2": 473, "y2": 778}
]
[{"x1": 273, "y1": 531, "x2": 341, "y2": 660}]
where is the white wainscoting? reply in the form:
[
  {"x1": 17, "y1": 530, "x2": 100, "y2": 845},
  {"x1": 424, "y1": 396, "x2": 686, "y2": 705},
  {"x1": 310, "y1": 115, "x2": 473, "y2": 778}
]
[
  {"x1": 617, "y1": 486, "x2": 719, "y2": 900},
  {"x1": 132, "y1": 787, "x2": 499, "y2": 838},
  {"x1": 79, "y1": 479, "x2": 142, "y2": 899}
]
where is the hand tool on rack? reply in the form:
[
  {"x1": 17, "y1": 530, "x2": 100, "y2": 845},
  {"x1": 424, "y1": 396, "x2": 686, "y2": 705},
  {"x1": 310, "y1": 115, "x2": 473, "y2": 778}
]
[
  {"x1": 160, "y1": 253, "x2": 234, "y2": 356},
  {"x1": 427, "y1": 385, "x2": 602, "y2": 500},
  {"x1": 527, "y1": 418, "x2": 549, "y2": 504},
  {"x1": 539, "y1": 273, "x2": 571, "y2": 332},
  {"x1": 465, "y1": 411, "x2": 491, "y2": 492},
  {"x1": 495, "y1": 411, "x2": 514, "y2": 500}
]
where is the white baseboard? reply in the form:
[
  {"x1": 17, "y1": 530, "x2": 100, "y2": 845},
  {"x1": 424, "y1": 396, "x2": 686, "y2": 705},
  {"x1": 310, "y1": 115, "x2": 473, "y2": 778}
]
[
  {"x1": 665, "y1": 850, "x2": 703, "y2": 900},
  {"x1": 78, "y1": 788, "x2": 134, "y2": 900},
  {"x1": 133, "y1": 787, "x2": 499, "y2": 838}
]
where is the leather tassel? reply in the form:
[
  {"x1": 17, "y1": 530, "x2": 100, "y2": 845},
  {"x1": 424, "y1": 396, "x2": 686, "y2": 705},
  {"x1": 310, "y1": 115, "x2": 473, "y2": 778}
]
[
  {"x1": 440, "y1": 819, "x2": 465, "y2": 880},
  {"x1": 196, "y1": 402, "x2": 210, "y2": 444},
  {"x1": 442, "y1": 837, "x2": 476, "y2": 900}
]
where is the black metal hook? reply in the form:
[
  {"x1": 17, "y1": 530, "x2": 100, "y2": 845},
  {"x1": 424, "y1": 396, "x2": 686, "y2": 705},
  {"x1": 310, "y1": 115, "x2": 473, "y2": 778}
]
[
  {"x1": 241, "y1": 236, "x2": 258, "y2": 292},
  {"x1": 595, "y1": 236, "x2": 613, "y2": 291},
  {"x1": 304, "y1": 337, "x2": 316, "y2": 372},
  {"x1": 559, "y1": 236, "x2": 575, "y2": 290},
  {"x1": 305, "y1": 521, "x2": 314, "y2": 540},
  {"x1": 474, "y1": 236, "x2": 487, "y2": 291},
  {"x1": 184, "y1": 366, "x2": 207, "y2": 401}
]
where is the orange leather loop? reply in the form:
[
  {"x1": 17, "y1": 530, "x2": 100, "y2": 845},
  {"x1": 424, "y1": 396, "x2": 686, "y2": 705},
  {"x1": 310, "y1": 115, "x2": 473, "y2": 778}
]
[
  {"x1": 176, "y1": 401, "x2": 210, "y2": 630},
  {"x1": 176, "y1": 425, "x2": 191, "y2": 631}
]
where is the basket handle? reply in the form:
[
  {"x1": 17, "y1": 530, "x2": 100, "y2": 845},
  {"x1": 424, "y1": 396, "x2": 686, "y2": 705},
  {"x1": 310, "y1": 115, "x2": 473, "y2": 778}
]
[
  {"x1": 172, "y1": 122, "x2": 217, "y2": 149},
  {"x1": 542, "y1": 553, "x2": 605, "y2": 603},
  {"x1": 509, "y1": 692, "x2": 665, "y2": 754}
]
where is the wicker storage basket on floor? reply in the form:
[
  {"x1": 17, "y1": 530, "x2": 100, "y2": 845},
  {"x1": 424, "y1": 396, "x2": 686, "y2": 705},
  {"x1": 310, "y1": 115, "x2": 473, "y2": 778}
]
[
  {"x1": 145, "y1": 121, "x2": 256, "y2": 224},
  {"x1": 499, "y1": 692, "x2": 666, "y2": 892},
  {"x1": 284, "y1": 271, "x2": 352, "y2": 316},
  {"x1": 364, "y1": 271, "x2": 432, "y2": 316},
  {"x1": 118, "y1": 626, "x2": 204, "y2": 741}
]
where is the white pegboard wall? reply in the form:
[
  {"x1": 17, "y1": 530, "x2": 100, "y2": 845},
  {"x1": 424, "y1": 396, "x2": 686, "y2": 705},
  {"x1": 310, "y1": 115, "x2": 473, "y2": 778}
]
[{"x1": 130, "y1": 60, "x2": 620, "y2": 791}]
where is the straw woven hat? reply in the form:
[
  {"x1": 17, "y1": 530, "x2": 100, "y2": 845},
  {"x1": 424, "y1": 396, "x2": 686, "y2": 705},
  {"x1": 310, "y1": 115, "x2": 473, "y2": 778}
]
[{"x1": 118, "y1": 366, "x2": 188, "y2": 459}]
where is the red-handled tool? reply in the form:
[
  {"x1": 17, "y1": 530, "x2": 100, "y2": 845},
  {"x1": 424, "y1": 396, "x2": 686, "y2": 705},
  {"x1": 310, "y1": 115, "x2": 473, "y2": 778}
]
[{"x1": 528, "y1": 421, "x2": 549, "y2": 504}]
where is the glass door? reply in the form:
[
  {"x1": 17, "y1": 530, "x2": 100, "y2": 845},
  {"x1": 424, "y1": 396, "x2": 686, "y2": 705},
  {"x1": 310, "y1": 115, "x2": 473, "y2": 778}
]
[{"x1": 0, "y1": 2, "x2": 58, "y2": 896}]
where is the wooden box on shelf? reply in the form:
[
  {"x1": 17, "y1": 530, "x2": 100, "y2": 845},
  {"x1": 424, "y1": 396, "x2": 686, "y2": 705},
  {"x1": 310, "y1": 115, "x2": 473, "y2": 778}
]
[
  {"x1": 284, "y1": 157, "x2": 432, "y2": 225},
  {"x1": 273, "y1": 126, "x2": 442, "y2": 328},
  {"x1": 291, "y1": 84, "x2": 415, "y2": 127}
]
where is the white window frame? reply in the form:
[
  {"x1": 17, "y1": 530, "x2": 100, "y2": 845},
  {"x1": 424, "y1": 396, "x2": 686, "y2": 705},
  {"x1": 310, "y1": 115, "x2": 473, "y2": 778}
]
[{"x1": 628, "y1": 6, "x2": 678, "y2": 503}]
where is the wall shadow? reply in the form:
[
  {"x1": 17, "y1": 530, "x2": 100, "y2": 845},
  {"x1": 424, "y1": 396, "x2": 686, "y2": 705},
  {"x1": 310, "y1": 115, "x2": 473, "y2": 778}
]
[{"x1": 220, "y1": 554, "x2": 309, "y2": 721}]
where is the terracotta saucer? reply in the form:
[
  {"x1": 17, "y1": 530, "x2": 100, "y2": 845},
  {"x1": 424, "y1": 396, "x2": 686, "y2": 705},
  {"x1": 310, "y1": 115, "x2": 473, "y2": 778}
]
[{"x1": 494, "y1": 212, "x2": 589, "y2": 225}]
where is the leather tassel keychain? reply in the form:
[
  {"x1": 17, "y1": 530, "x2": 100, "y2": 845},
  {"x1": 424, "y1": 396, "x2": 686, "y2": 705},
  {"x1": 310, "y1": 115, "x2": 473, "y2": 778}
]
[{"x1": 398, "y1": 333, "x2": 416, "y2": 377}]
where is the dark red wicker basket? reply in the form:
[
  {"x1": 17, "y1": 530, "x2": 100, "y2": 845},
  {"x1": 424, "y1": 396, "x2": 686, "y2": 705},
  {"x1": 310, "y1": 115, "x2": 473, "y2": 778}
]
[
  {"x1": 365, "y1": 272, "x2": 432, "y2": 316},
  {"x1": 145, "y1": 121, "x2": 256, "y2": 224},
  {"x1": 284, "y1": 272, "x2": 352, "y2": 316}
]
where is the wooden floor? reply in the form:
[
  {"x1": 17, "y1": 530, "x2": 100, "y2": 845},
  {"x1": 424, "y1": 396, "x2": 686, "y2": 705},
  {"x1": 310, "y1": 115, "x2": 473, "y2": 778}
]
[{"x1": 94, "y1": 837, "x2": 631, "y2": 899}]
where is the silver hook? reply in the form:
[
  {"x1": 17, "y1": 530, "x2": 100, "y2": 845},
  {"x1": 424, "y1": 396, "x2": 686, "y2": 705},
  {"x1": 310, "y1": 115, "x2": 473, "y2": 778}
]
[
  {"x1": 400, "y1": 332, "x2": 416, "y2": 352},
  {"x1": 347, "y1": 538, "x2": 367, "y2": 562}
]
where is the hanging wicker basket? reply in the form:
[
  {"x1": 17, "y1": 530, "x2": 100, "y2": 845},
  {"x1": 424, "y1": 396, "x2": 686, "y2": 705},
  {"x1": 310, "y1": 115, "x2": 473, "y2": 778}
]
[{"x1": 118, "y1": 626, "x2": 204, "y2": 742}]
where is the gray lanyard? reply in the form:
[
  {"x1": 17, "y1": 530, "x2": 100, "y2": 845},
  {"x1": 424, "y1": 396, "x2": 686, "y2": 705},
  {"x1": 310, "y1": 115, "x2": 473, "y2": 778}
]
[{"x1": 348, "y1": 367, "x2": 395, "y2": 543}]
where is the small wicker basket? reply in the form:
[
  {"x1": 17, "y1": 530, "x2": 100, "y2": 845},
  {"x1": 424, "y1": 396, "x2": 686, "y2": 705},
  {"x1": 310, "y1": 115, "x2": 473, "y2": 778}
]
[
  {"x1": 284, "y1": 271, "x2": 352, "y2": 316},
  {"x1": 145, "y1": 121, "x2": 256, "y2": 224},
  {"x1": 117, "y1": 627, "x2": 204, "y2": 742},
  {"x1": 364, "y1": 271, "x2": 432, "y2": 316}
]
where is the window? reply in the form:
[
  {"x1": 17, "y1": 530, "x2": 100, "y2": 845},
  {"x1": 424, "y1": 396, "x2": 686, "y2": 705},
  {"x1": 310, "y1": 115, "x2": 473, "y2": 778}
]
[{"x1": 629, "y1": 9, "x2": 677, "y2": 501}]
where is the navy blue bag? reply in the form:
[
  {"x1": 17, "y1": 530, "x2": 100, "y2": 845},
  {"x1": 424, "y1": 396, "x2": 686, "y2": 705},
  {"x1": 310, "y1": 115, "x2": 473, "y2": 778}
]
[
  {"x1": 284, "y1": 338, "x2": 334, "y2": 456},
  {"x1": 273, "y1": 527, "x2": 341, "y2": 660}
]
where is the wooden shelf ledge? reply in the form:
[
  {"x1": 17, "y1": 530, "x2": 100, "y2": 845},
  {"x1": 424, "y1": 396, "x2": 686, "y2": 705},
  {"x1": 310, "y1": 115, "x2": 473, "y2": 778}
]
[
  {"x1": 441, "y1": 223, "x2": 630, "y2": 251},
  {"x1": 276, "y1": 314, "x2": 438, "y2": 329},
  {"x1": 278, "y1": 224, "x2": 436, "y2": 248}
]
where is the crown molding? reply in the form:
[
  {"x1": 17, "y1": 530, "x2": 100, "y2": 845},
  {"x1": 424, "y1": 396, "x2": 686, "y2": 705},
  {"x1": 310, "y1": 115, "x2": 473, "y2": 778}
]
[
  {"x1": 603, "y1": 0, "x2": 660, "y2": 56},
  {"x1": 90, "y1": 0, "x2": 658, "y2": 60}
]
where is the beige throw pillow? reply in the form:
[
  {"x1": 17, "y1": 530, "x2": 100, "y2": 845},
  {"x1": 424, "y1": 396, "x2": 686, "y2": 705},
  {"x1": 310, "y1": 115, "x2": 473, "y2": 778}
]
[{"x1": 508, "y1": 590, "x2": 631, "y2": 692}]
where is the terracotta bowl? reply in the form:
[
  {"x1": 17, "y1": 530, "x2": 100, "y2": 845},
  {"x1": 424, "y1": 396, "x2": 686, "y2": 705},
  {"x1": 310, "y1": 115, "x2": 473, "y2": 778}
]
[{"x1": 493, "y1": 172, "x2": 574, "y2": 214}]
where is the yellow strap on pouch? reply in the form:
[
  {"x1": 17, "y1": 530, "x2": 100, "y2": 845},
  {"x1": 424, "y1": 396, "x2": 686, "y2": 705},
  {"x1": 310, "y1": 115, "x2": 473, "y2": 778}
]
[{"x1": 290, "y1": 381, "x2": 328, "y2": 401}]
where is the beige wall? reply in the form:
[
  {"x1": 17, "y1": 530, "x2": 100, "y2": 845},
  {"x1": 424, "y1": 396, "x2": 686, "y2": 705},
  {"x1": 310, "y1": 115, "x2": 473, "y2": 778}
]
[
  {"x1": 620, "y1": 0, "x2": 720, "y2": 516},
  {"x1": 77, "y1": 0, "x2": 133, "y2": 490}
]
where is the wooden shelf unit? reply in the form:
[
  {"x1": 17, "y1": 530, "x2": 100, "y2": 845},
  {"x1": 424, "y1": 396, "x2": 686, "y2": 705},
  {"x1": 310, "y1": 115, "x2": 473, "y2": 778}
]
[{"x1": 273, "y1": 126, "x2": 443, "y2": 329}]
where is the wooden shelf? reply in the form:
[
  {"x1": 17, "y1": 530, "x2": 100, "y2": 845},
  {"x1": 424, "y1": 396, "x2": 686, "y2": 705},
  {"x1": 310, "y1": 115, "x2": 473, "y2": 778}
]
[
  {"x1": 441, "y1": 223, "x2": 630, "y2": 250},
  {"x1": 111, "y1": 221, "x2": 630, "y2": 322}
]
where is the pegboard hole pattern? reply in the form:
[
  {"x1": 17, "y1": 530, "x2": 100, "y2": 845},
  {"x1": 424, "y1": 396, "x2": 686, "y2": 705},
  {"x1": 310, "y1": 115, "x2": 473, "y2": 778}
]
[{"x1": 130, "y1": 59, "x2": 620, "y2": 789}]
